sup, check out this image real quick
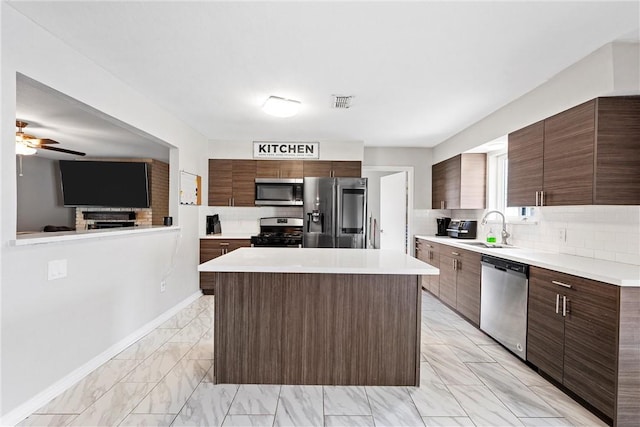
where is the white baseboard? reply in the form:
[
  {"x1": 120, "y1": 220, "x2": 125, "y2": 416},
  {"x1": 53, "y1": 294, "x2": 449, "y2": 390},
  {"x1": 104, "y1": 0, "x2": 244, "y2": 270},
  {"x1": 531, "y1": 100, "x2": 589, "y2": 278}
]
[{"x1": 1, "y1": 291, "x2": 203, "y2": 427}]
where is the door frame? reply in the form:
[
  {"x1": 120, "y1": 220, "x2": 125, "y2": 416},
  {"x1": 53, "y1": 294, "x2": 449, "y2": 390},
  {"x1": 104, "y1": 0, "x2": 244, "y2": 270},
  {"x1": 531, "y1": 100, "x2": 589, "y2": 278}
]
[{"x1": 361, "y1": 165, "x2": 414, "y2": 255}]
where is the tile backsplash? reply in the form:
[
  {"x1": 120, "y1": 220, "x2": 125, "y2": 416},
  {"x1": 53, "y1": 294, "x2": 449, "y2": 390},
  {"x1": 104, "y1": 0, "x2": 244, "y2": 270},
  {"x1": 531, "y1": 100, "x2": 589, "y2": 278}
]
[
  {"x1": 508, "y1": 205, "x2": 640, "y2": 266},
  {"x1": 199, "y1": 206, "x2": 303, "y2": 236},
  {"x1": 414, "y1": 206, "x2": 640, "y2": 266}
]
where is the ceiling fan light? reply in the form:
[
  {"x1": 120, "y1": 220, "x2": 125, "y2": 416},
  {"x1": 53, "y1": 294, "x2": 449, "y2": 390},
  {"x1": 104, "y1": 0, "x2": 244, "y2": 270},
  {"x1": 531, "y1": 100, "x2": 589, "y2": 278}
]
[
  {"x1": 262, "y1": 96, "x2": 301, "y2": 118},
  {"x1": 16, "y1": 142, "x2": 37, "y2": 155}
]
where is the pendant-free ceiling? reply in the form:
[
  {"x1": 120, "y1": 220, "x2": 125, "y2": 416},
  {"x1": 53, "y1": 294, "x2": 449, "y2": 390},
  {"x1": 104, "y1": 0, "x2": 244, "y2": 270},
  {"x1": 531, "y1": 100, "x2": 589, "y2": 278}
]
[{"x1": 262, "y1": 96, "x2": 301, "y2": 118}]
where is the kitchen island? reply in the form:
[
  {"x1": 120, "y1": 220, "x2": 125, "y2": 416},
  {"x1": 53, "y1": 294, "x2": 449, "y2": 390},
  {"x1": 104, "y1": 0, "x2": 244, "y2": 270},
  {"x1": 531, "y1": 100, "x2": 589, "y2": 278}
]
[{"x1": 198, "y1": 247, "x2": 438, "y2": 386}]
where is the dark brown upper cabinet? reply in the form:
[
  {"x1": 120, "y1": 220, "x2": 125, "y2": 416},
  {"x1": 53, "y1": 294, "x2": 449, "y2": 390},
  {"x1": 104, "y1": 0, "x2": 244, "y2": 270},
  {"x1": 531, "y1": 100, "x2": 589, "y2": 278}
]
[
  {"x1": 208, "y1": 159, "x2": 256, "y2": 206},
  {"x1": 432, "y1": 153, "x2": 486, "y2": 210},
  {"x1": 508, "y1": 96, "x2": 640, "y2": 206},
  {"x1": 256, "y1": 160, "x2": 303, "y2": 179},
  {"x1": 303, "y1": 160, "x2": 361, "y2": 178}
]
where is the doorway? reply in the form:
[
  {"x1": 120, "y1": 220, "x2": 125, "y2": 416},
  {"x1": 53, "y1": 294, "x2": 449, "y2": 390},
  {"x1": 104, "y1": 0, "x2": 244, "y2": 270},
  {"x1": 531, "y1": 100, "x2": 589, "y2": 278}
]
[{"x1": 362, "y1": 166, "x2": 414, "y2": 253}]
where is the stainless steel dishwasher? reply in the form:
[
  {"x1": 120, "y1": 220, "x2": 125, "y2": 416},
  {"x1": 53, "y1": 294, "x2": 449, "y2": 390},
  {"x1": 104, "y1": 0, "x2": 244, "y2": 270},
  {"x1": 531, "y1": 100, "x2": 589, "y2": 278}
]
[{"x1": 480, "y1": 254, "x2": 529, "y2": 360}]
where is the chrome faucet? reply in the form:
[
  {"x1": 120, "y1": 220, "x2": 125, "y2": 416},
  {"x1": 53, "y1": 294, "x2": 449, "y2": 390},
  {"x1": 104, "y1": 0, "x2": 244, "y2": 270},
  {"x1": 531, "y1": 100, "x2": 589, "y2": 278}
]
[{"x1": 481, "y1": 210, "x2": 510, "y2": 245}]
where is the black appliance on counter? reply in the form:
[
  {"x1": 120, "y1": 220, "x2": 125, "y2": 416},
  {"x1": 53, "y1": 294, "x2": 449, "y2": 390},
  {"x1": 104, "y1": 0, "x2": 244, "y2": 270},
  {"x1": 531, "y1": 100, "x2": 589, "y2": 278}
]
[
  {"x1": 251, "y1": 217, "x2": 303, "y2": 247},
  {"x1": 447, "y1": 220, "x2": 478, "y2": 239},
  {"x1": 206, "y1": 214, "x2": 221, "y2": 235},
  {"x1": 436, "y1": 217, "x2": 451, "y2": 236}
]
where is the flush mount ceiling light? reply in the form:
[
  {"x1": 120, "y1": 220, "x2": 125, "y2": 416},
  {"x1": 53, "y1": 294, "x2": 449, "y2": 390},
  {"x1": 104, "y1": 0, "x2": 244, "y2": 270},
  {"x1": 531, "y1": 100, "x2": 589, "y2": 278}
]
[{"x1": 262, "y1": 96, "x2": 301, "y2": 118}]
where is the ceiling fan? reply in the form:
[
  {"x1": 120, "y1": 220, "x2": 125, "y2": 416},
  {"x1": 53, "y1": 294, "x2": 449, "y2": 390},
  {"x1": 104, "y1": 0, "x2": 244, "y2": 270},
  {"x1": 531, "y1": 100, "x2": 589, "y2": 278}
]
[{"x1": 15, "y1": 120, "x2": 86, "y2": 156}]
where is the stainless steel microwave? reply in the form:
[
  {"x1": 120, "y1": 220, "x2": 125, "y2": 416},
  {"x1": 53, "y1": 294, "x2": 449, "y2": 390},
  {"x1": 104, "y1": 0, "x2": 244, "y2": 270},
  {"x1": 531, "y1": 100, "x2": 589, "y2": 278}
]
[{"x1": 255, "y1": 178, "x2": 303, "y2": 206}]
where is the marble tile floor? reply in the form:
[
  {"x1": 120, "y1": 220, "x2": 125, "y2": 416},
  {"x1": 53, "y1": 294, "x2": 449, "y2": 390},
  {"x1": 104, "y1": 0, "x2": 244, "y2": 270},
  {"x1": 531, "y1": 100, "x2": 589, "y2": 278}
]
[{"x1": 18, "y1": 292, "x2": 607, "y2": 427}]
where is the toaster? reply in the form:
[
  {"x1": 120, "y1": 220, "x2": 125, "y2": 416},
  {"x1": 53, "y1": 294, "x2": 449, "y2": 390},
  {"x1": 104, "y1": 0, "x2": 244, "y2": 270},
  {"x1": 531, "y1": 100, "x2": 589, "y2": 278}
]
[{"x1": 447, "y1": 220, "x2": 477, "y2": 239}]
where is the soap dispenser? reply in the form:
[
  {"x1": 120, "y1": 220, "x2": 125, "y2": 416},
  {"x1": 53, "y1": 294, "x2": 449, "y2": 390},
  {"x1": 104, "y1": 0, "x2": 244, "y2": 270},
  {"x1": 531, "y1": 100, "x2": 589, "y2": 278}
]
[{"x1": 486, "y1": 228, "x2": 496, "y2": 243}]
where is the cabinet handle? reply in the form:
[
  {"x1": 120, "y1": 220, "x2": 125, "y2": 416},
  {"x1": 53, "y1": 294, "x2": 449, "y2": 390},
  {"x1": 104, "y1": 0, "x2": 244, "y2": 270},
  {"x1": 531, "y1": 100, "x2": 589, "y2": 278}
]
[
  {"x1": 453, "y1": 259, "x2": 457, "y2": 270},
  {"x1": 562, "y1": 296, "x2": 568, "y2": 317},
  {"x1": 555, "y1": 294, "x2": 560, "y2": 314},
  {"x1": 541, "y1": 191, "x2": 545, "y2": 206},
  {"x1": 535, "y1": 191, "x2": 540, "y2": 207},
  {"x1": 429, "y1": 251, "x2": 433, "y2": 260},
  {"x1": 552, "y1": 280, "x2": 572, "y2": 289}
]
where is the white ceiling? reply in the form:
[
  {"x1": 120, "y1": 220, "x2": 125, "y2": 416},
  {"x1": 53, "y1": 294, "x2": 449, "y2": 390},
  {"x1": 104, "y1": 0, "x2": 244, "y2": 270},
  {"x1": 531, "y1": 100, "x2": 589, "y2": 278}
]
[
  {"x1": 16, "y1": 75, "x2": 171, "y2": 161},
  {"x1": 9, "y1": 1, "x2": 640, "y2": 157}
]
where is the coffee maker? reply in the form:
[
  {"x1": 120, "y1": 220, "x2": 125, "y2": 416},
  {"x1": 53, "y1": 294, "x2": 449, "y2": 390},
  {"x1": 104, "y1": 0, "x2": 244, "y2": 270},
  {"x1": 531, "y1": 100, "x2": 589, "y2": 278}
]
[
  {"x1": 436, "y1": 217, "x2": 451, "y2": 236},
  {"x1": 206, "y1": 214, "x2": 221, "y2": 235}
]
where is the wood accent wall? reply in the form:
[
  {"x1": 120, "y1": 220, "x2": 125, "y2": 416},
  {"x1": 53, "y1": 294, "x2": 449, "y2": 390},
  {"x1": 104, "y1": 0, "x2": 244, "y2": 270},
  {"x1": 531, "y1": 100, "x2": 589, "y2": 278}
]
[
  {"x1": 214, "y1": 272, "x2": 421, "y2": 386},
  {"x1": 150, "y1": 159, "x2": 169, "y2": 225}
]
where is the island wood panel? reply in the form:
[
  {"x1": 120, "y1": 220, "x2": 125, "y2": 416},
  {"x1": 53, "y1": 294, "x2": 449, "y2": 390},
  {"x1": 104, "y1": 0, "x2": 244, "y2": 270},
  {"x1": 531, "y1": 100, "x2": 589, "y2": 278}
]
[
  {"x1": 214, "y1": 272, "x2": 283, "y2": 384},
  {"x1": 593, "y1": 97, "x2": 640, "y2": 205},
  {"x1": 543, "y1": 100, "x2": 595, "y2": 206},
  {"x1": 617, "y1": 287, "x2": 640, "y2": 426},
  {"x1": 507, "y1": 120, "x2": 544, "y2": 207},
  {"x1": 214, "y1": 272, "x2": 421, "y2": 386},
  {"x1": 208, "y1": 159, "x2": 233, "y2": 206}
]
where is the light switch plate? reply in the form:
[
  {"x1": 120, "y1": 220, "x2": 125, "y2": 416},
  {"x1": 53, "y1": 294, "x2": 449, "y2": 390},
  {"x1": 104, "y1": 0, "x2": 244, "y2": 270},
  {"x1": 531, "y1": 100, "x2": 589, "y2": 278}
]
[{"x1": 48, "y1": 259, "x2": 67, "y2": 280}]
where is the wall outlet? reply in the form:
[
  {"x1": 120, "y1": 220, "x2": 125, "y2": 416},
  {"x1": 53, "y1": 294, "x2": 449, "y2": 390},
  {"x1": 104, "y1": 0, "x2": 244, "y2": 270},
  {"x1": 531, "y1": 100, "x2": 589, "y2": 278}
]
[
  {"x1": 559, "y1": 228, "x2": 567, "y2": 242},
  {"x1": 48, "y1": 259, "x2": 68, "y2": 280},
  {"x1": 160, "y1": 280, "x2": 166, "y2": 293}
]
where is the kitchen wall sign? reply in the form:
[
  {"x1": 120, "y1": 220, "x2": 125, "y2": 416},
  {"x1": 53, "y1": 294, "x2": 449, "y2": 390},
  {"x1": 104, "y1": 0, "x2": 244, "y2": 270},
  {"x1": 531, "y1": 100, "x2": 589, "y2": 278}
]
[{"x1": 253, "y1": 141, "x2": 319, "y2": 159}]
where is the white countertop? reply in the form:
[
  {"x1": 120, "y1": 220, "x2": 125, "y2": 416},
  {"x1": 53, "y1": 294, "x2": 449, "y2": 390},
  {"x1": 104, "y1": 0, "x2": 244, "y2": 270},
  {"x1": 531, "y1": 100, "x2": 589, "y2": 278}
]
[
  {"x1": 415, "y1": 235, "x2": 640, "y2": 287},
  {"x1": 12, "y1": 225, "x2": 181, "y2": 246},
  {"x1": 198, "y1": 247, "x2": 439, "y2": 275},
  {"x1": 201, "y1": 233, "x2": 254, "y2": 240}
]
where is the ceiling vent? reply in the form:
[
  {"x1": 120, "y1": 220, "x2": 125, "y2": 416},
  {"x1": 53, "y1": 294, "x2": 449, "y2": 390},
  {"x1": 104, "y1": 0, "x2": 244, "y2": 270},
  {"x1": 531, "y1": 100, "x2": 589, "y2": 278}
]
[{"x1": 332, "y1": 95, "x2": 353, "y2": 109}]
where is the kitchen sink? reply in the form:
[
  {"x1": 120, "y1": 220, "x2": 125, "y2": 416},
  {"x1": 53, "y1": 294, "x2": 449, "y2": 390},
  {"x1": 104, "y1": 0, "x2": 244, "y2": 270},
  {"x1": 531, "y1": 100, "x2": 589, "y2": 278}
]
[{"x1": 462, "y1": 242, "x2": 515, "y2": 249}]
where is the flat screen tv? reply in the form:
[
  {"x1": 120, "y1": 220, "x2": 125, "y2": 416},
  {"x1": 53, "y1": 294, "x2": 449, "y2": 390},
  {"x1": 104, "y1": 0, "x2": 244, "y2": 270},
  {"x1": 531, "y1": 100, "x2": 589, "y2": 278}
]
[{"x1": 59, "y1": 160, "x2": 150, "y2": 208}]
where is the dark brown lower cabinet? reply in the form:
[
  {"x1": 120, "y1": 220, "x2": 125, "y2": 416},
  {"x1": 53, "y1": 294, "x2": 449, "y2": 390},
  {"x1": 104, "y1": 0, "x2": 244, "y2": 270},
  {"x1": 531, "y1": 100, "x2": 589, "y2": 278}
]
[
  {"x1": 199, "y1": 239, "x2": 251, "y2": 293},
  {"x1": 527, "y1": 266, "x2": 640, "y2": 426},
  {"x1": 431, "y1": 245, "x2": 480, "y2": 326},
  {"x1": 415, "y1": 238, "x2": 440, "y2": 297}
]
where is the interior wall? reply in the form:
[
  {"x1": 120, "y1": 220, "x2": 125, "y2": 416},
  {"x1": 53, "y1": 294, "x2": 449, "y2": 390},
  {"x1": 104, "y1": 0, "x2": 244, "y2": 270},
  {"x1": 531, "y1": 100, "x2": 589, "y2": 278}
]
[
  {"x1": 433, "y1": 41, "x2": 640, "y2": 163},
  {"x1": 1, "y1": 4, "x2": 208, "y2": 419},
  {"x1": 363, "y1": 147, "x2": 432, "y2": 210},
  {"x1": 16, "y1": 156, "x2": 74, "y2": 232}
]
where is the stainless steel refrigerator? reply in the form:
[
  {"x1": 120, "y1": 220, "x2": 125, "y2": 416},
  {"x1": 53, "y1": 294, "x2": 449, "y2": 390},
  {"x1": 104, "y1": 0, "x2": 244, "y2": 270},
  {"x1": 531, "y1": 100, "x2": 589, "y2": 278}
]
[{"x1": 303, "y1": 177, "x2": 367, "y2": 248}]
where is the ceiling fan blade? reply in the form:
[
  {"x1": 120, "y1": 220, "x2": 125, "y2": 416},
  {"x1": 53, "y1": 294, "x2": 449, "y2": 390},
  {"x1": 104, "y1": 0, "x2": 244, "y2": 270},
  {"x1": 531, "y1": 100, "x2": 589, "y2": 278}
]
[
  {"x1": 39, "y1": 145, "x2": 86, "y2": 156},
  {"x1": 31, "y1": 138, "x2": 60, "y2": 145}
]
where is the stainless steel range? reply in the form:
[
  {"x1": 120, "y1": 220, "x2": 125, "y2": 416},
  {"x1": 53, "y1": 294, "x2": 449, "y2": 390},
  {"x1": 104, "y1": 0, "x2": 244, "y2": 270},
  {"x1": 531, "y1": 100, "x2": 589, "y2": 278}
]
[{"x1": 250, "y1": 217, "x2": 303, "y2": 247}]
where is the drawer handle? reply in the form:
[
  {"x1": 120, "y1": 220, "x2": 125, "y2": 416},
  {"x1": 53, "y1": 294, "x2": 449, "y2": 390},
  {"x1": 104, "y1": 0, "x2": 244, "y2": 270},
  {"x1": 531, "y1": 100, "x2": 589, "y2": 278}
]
[
  {"x1": 219, "y1": 243, "x2": 230, "y2": 246},
  {"x1": 552, "y1": 280, "x2": 572, "y2": 289},
  {"x1": 451, "y1": 252, "x2": 460, "y2": 256},
  {"x1": 555, "y1": 294, "x2": 560, "y2": 314}
]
